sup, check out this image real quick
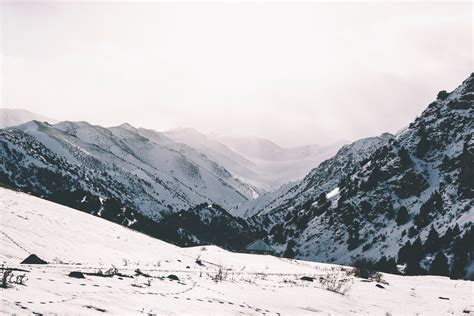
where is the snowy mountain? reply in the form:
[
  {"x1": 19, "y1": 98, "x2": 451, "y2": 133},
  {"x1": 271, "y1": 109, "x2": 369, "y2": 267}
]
[
  {"x1": 0, "y1": 108, "x2": 57, "y2": 128},
  {"x1": 163, "y1": 128, "x2": 264, "y2": 195},
  {"x1": 259, "y1": 74, "x2": 473, "y2": 279},
  {"x1": 0, "y1": 75, "x2": 472, "y2": 280},
  {"x1": 165, "y1": 128, "x2": 345, "y2": 195},
  {"x1": 0, "y1": 120, "x2": 257, "y2": 221},
  {"x1": 1, "y1": 187, "x2": 472, "y2": 315},
  {"x1": 238, "y1": 133, "x2": 393, "y2": 219}
]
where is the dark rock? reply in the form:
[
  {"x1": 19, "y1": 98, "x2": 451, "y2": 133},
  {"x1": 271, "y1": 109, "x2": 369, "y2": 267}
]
[
  {"x1": 68, "y1": 271, "x2": 85, "y2": 279},
  {"x1": 300, "y1": 276, "x2": 314, "y2": 282},
  {"x1": 447, "y1": 99, "x2": 470, "y2": 110},
  {"x1": 375, "y1": 284, "x2": 385, "y2": 289},
  {"x1": 438, "y1": 297, "x2": 450, "y2": 300},
  {"x1": 20, "y1": 254, "x2": 48, "y2": 265},
  {"x1": 167, "y1": 274, "x2": 179, "y2": 281}
]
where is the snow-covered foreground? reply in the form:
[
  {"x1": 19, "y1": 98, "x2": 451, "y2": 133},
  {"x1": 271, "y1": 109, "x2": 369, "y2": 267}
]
[{"x1": 0, "y1": 188, "x2": 472, "y2": 315}]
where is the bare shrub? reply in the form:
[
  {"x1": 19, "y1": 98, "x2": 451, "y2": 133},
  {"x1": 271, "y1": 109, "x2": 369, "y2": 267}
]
[
  {"x1": 104, "y1": 266, "x2": 118, "y2": 276},
  {"x1": 0, "y1": 265, "x2": 27, "y2": 288},
  {"x1": 210, "y1": 266, "x2": 228, "y2": 282},
  {"x1": 319, "y1": 272, "x2": 353, "y2": 295},
  {"x1": 0, "y1": 267, "x2": 13, "y2": 288}
]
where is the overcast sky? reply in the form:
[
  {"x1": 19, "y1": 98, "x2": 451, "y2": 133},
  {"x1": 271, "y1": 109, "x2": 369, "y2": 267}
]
[{"x1": 1, "y1": 1, "x2": 472, "y2": 146}]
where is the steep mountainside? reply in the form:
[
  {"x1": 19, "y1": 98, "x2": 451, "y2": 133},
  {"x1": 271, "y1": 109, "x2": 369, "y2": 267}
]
[
  {"x1": 0, "y1": 120, "x2": 256, "y2": 220},
  {"x1": 1, "y1": 75, "x2": 472, "y2": 279},
  {"x1": 240, "y1": 133, "x2": 393, "y2": 219},
  {"x1": 0, "y1": 108, "x2": 57, "y2": 128},
  {"x1": 262, "y1": 74, "x2": 473, "y2": 279},
  {"x1": 164, "y1": 128, "x2": 263, "y2": 195}
]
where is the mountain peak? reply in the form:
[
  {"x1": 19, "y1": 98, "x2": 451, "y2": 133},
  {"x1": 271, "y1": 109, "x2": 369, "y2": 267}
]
[
  {"x1": 117, "y1": 122, "x2": 136, "y2": 131},
  {"x1": 0, "y1": 108, "x2": 57, "y2": 129}
]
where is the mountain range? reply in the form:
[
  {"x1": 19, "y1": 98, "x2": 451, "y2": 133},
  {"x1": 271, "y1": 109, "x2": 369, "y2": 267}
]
[{"x1": 0, "y1": 73, "x2": 472, "y2": 279}]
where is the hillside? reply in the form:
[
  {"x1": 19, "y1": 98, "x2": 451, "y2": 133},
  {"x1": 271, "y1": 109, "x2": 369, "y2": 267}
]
[
  {"x1": 0, "y1": 120, "x2": 257, "y2": 220},
  {"x1": 241, "y1": 133, "x2": 393, "y2": 219},
  {"x1": 259, "y1": 74, "x2": 473, "y2": 278},
  {"x1": 1, "y1": 187, "x2": 472, "y2": 315}
]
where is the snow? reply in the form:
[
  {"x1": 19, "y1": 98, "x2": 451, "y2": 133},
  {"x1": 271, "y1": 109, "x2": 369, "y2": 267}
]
[
  {"x1": 4, "y1": 120, "x2": 257, "y2": 217},
  {"x1": 1, "y1": 187, "x2": 472, "y2": 315},
  {"x1": 326, "y1": 187, "x2": 340, "y2": 199}
]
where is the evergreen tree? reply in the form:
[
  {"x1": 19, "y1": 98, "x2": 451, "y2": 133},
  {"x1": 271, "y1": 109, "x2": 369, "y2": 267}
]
[
  {"x1": 415, "y1": 125, "x2": 430, "y2": 158},
  {"x1": 414, "y1": 191, "x2": 443, "y2": 228},
  {"x1": 283, "y1": 240, "x2": 296, "y2": 258},
  {"x1": 317, "y1": 192, "x2": 327, "y2": 205},
  {"x1": 437, "y1": 90, "x2": 449, "y2": 100},
  {"x1": 375, "y1": 256, "x2": 399, "y2": 274},
  {"x1": 398, "y1": 241, "x2": 412, "y2": 263},
  {"x1": 452, "y1": 224, "x2": 461, "y2": 236},
  {"x1": 450, "y1": 226, "x2": 474, "y2": 279},
  {"x1": 408, "y1": 226, "x2": 417, "y2": 238},
  {"x1": 441, "y1": 227, "x2": 453, "y2": 247},
  {"x1": 405, "y1": 257, "x2": 424, "y2": 276},
  {"x1": 424, "y1": 226, "x2": 440, "y2": 253},
  {"x1": 441, "y1": 155, "x2": 451, "y2": 171},
  {"x1": 458, "y1": 140, "x2": 474, "y2": 198},
  {"x1": 411, "y1": 237, "x2": 424, "y2": 261},
  {"x1": 429, "y1": 252, "x2": 449, "y2": 276},
  {"x1": 396, "y1": 206, "x2": 409, "y2": 225},
  {"x1": 450, "y1": 248, "x2": 467, "y2": 279},
  {"x1": 398, "y1": 147, "x2": 412, "y2": 169}
]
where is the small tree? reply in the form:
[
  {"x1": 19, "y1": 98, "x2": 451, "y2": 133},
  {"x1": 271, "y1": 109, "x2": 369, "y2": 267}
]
[
  {"x1": 450, "y1": 238, "x2": 469, "y2": 279},
  {"x1": 398, "y1": 147, "x2": 412, "y2": 169},
  {"x1": 398, "y1": 241, "x2": 412, "y2": 263},
  {"x1": 405, "y1": 257, "x2": 424, "y2": 276},
  {"x1": 437, "y1": 90, "x2": 449, "y2": 100},
  {"x1": 396, "y1": 206, "x2": 409, "y2": 225},
  {"x1": 415, "y1": 125, "x2": 430, "y2": 158},
  {"x1": 375, "y1": 256, "x2": 399, "y2": 274},
  {"x1": 283, "y1": 240, "x2": 295, "y2": 258},
  {"x1": 424, "y1": 226, "x2": 440, "y2": 253},
  {"x1": 429, "y1": 252, "x2": 449, "y2": 276}
]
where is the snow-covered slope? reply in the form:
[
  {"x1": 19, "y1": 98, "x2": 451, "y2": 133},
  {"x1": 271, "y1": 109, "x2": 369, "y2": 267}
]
[
  {"x1": 1, "y1": 187, "x2": 472, "y2": 315},
  {"x1": 239, "y1": 133, "x2": 393, "y2": 219},
  {"x1": 165, "y1": 128, "x2": 345, "y2": 193},
  {"x1": 164, "y1": 128, "x2": 263, "y2": 195},
  {"x1": 0, "y1": 120, "x2": 256, "y2": 219},
  {"x1": 260, "y1": 74, "x2": 474, "y2": 276},
  {"x1": 0, "y1": 108, "x2": 57, "y2": 128}
]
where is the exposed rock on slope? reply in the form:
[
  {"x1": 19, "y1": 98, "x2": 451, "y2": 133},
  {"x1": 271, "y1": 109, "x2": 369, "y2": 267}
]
[
  {"x1": 261, "y1": 74, "x2": 473, "y2": 278},
  {"x1": 0, "y1": 120, "x2": 256, "y2": 219}
]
